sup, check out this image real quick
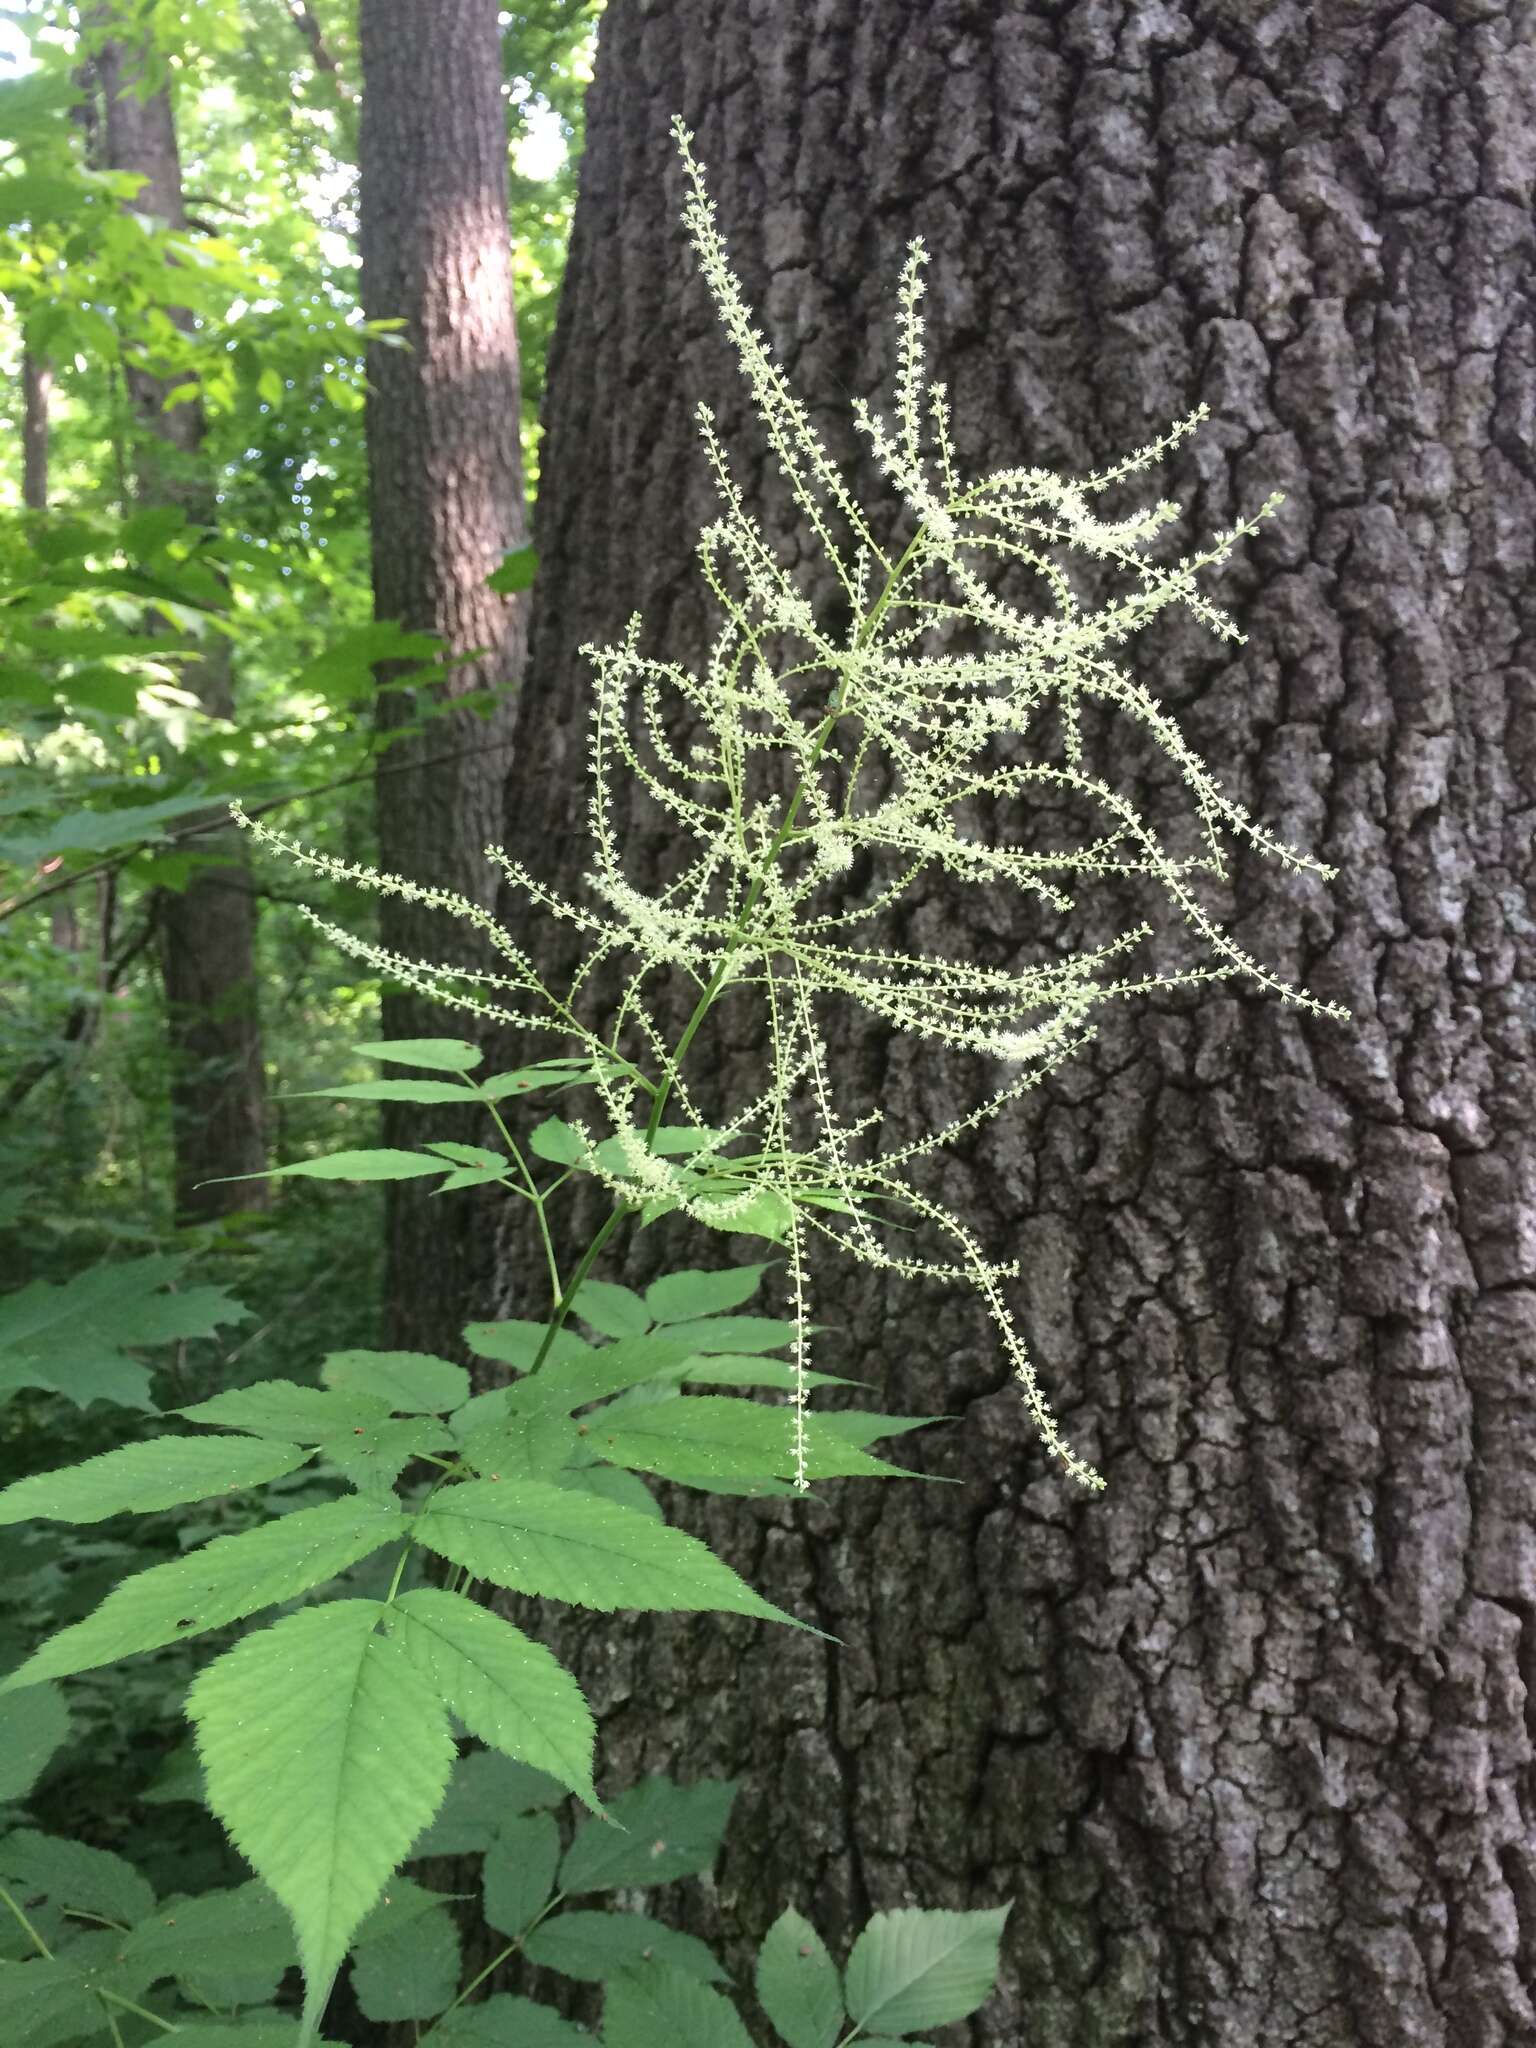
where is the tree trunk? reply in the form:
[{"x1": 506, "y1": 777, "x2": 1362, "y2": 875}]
[
  {"x1": 358, "y1": 0, "x2": 528, "y2": 1355},
  {"x1": 21, "y1": 351, "x2": 50, "y2": 512},
  {"x1": 96, "y1": 28, "x2": 268, "y2": 1224},
  {"x1": 490, "y1": 5, "x2": 1536, "y2": 2044}
]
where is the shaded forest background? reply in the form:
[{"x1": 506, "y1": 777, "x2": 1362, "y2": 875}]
[{"x1": 3, "y1": 4, "x2": 1534, "y2": 2047}]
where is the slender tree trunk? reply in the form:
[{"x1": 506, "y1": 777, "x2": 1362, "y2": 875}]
[
  {"x1": 358, "y1": 0, "x2": 529, "y2": 1355},
  {"x1": 95, "y1": 28, "x2": 268, "y2": 1224},
  {"x1": 491, "y1": 6, "x2": 1536, "y2": 2044},
  {"x1": 21, "y1": 352, "x2": 50, "y2": 512}
]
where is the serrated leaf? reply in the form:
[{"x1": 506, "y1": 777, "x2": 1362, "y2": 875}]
[
  {"x1": 653, "y1": 1316, "x2": 797, "y2": 1355},
  {"x1": 0, "y1": 1827, "x2": 154, "y2": 1925},
  {"x1": 261, "y1": 1148, "x2": 451, "y2": 1183},
  {"x1": 602, "y1": 1959, "x2": 754, "y2": 2048},
  {"x1": 123, "y1": 1879, "x2": 297, "y2": 2005},
  {"x1": 571, "y1": 1279, "x2": 652, "y2": 1340},
  {"x1": 385, "y1": 1589, "x2": 598, "y2": 1810},
  {"x1": 422, "y1": 1993, "x2": 587, "y2": 2046},
  {"x1": 319, "y1": 1417, "x2": 456, "y2": 1499},
  {"x1": 556, "y1": 1463, "x2": 661, "y2": 1519},
  {"x1": 321, "y1": 1351, "x2": 470, "y2": 1414},
  {"x1": 291, "y1": 1079, "x2": 481, "y2": 1104},
  {"x1": 813, "y1": 1412, "x2": 939, "y2": 1449},
  {"x1": 408, "y1": 1748, "x2": 566, "y2": 1857},
  {"x1": 680, "y1": 1356, "x2": 859, "y2": 1392},
  {"x1": 425, "y1": 1141, "x2": 506, "y2": 1169},
  {"x1": 0, "y1": 1497, "x2": 401, "y2": 1689},
  {"x1": 0, "y1": 1943, "x2": 154, "y2": 2047},
  {"x1": 0, "y1": 1434, "x2": 312, "y2": 1527},
  {"x1": 756, "y1": 1908, "x2": 843, "y2": 2048},
  {"x1": 353, "y1": 1037, "x2": 483, "y2": 1072},
  {"x1": 350, "y1": 1899, "x2": 460, "y2": 2021},
  {"x1": 463, "y1": 1320, "x2": 591, "y2": 1372},
  {"x1": 178, "y1": 1382, "x2": 394, "y2": 1439},
  {"x1": 560, "y1": 1777, "x2": 736, "y2": 1895},
  {"x1": 525, "y1": 1910, "x2": 725, "y2": 1984},
  {"x1": 414, "y1": 1479, "x2": 805, "y2": 1629},
  {"x1": 481, "y1": 1811, "x2": 559, "y2": 1937},
  {"x1": 528, "y1": 1116, "x2": 586, "y2": 1165},
  {"x1": 0, "y1": 1684, "x2": 69, "y2": 1801},
  {"x1": 843, "y1": 1905, "x2": 1010, "y2": 2037},
  {"x1": 0, "y1": 1256, "x2": 247, "y2": 1414},
  {"x1": 644, "y1": 1265, "x2": 770, "y2": 1323},
  {"x1": 187, "y1": 1600, "x2": 456, "y2": 2038},
  {"x1": 590, "y1": 1396, "x2": 911, "y2": 1486},
  {"x1": 459, "y1": 1410, "x2": 578, "y2": 1482},
  {"x1": 507, "y1": 1335, "x2": 695, "y2": 1417}
]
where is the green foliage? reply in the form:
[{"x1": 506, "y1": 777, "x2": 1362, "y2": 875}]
[{"x1": 0, "y1": 1743, "x2": 1009, "y2": 2045}]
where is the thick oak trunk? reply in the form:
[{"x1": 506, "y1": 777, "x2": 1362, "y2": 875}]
[
  {"x1": 358, "y1": 0, "x2": 528, "y2": 1354},
  {"x1": 97, "y1": 29, "x2": 268, "y2": 1224},
  {"x1": 490, "y1": 5, "x2": 1536, "y2": 2045}
]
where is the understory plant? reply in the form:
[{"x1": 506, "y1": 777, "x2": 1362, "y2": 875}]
[
  {"x1": 0, "y1": 1720, "x2": 1009, "y2": 2044},
  {"x1": 0, "y1": 127, "x2": 1336, "y2": 2043}
]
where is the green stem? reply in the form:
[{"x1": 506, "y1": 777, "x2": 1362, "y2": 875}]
[
  {"x1": 527, "y1": 1206, "x2": 630, "y2": 1376},
  {"x1": 435, "y1": 1892, "x2": 567, "y2": 2019},
  {"x1": 95, "y1": 1989, "x2": 179, "y2": 2030},
  {"x1": 477, "y1": 1088, "x2": 565, "y2": 1306},
  {"x1": 0, "y1": 1880, "x2": 50, "y2": 1959}
]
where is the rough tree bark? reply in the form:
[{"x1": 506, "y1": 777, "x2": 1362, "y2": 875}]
[
  {"x1": 96, "y1": 27, "x2": 268, "y2": 1223},
  {"x1": 489, "y1": 5, "x2": 1536, "y2": 2045},
  {"x1": 358, "y1": 0, "x2": 528, "y2": 1354}
]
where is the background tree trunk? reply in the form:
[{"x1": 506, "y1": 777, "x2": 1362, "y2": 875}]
[
  {"x1": 491, "y1": 5, "x2": 1536, "y2": 2044},
  {"x1": 96, "y1": 28, "x2": 268, "y2": 1224},
  {"x1": 21, "y1": 352, "x2": 50, "y2": 512},
  {"x1": 358, "y1": 0, "x2": 528, "y2": 1356}
]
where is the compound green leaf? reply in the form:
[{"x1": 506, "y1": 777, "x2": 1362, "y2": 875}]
[
  {"x1": 350, "y1": 1899, "x2": 460, "y2": 2022},
  {"x1": 187, "y1": 1600, "x2": 456, "y2": 2041},
  {"x1": 653, "y1": 1316, "x2": 797, "y2": 1355},
  {"x1": 560, "y1": 1776, "x2": 736, "y2": 1895},
  {"x1": 506, "y1": 1336, "x2": 695, "y2": 1417},
  {"x1": 414, "y1": 1479, "x2": 805, "y2": 1630},
  {"x1": 319, "y1": 1417, "x2": 456, "y2": 1499},
  {"x1": 524, "y1": 1910, "x2": 725, "y2": 1984},
  {"x1": 385, "y1": 1588, "x2": 598, "y2": 1810},
  {"x1": 292, "y1": 1079, "x2": 480, "y2": 1104},
  {"x1": 590, "y1": 1396, "x2": 910, "y2": 1486},
  {"x1": 353, "y1": 1038, "x2": 483, "y2": 1072},
  {"x1": 0, "y1": 1434, "x2": 312, "y2": 1527},
  {"x1": 123, "y1": 1879, "x2": 297, "y2": 2005},
  {"x1": 463, "y1": 1320, "x2": 590, "y2": 1372},
  {"x1": 481, "y1": 1811, "x2": 559, "y2": 1938},
  {"x1": 262, "y1": 1149, "x2": 451, "y2": 1183},
  {"x1": 571, "y1": 1279, "x2": 651, "y2": 1340},
  {"x1": 422, "y1": 1993, "x2": 587, "y2": 2046},
  {"x1": 601, "y1": 1959, "x2": 754, "y2": 2048},
  {"x1": 0, "y1": 1497, "x2": 401, "y2": 1690},
  {"x1": 0, "y1": 1944, "x2": 155, "y2": 2048},
  {"x1": 843, "y1": 1905, "x2": 1011, "y2": 2037},
  {"x1": 0, "y1": 1683, "x2": 69, "y2": 1800},
  {"x1": 0, "y1": 1828, "x2": 154, "y2": 1926},
  {"x1": 755, "y1": 1908, "x2": 843, "y2": 2048},
  {"x1": 321, "y1": 1350, "x2": 470, "y2": 1414},
  {"x1": 178, "y1": 1382, "x2": 394, "y2": 1440},
  {"x1": 643, "y1": 1265, "x2": 770, "y2": 1324},
  {"x1": 407, "y1": 1748, "x2": 566, "y2": 1858}
]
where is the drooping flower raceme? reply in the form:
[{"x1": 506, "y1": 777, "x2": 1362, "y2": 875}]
[{"x1": 235, "y1": 121, "x2": 1343, "y2": 1494}]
